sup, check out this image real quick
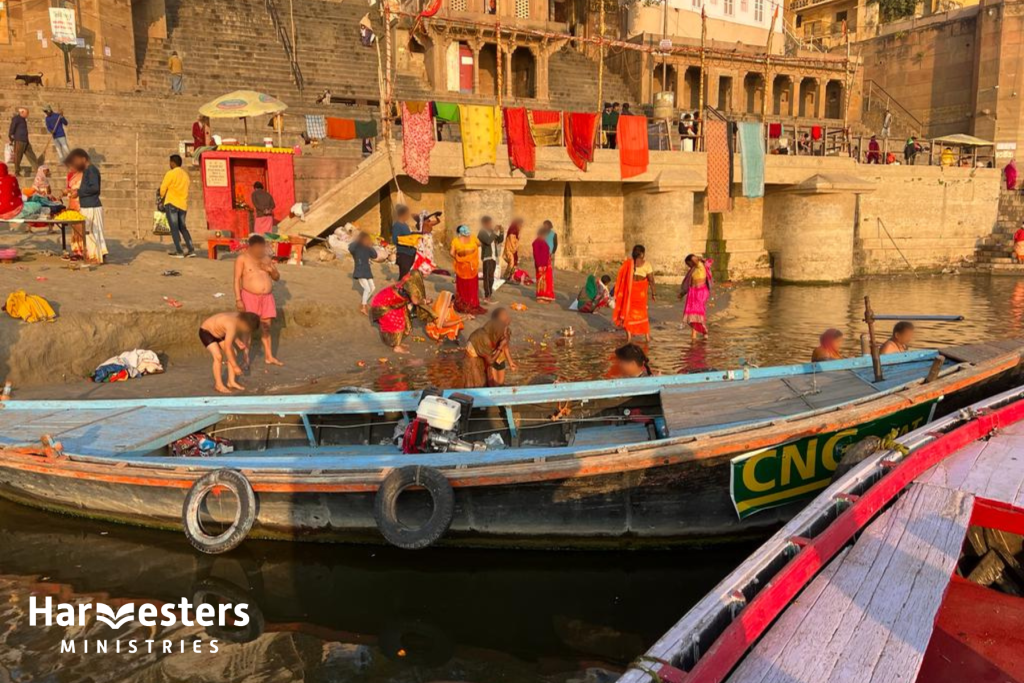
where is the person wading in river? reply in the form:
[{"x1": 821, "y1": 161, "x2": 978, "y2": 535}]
[
  {"x1": 811, "y1": 328, "x2": 844, "y2": 362},
  {"x1": 462, "y1": 308, "x2": 516, "y2": 388},
  {"x1": 613, "y1": 244, "x2": 655, "y2": 343},
  {"x1": 880, "y1": 321, "x2": 916, "y2": 355},
  {"x1": 614, "y1": 343, "x2": 653, "y2": 378},
  {"x1": 234, "y1": 234, "x2": 284, "y2": 367}
]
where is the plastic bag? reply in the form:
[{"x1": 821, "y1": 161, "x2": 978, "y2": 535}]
[{"x1": 3, "y1": 143, "x2": 13, "y2": 165}]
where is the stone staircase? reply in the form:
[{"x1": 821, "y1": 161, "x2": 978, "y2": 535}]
[
  {"x1": 548, "y1": 47, "x2": 633, "y2": 110},
  {"x1": 975, "y1": 189, "x2": 1024, "y2": 273}
]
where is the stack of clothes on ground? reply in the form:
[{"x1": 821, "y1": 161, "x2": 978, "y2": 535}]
[{"x1": 92, "y1": 349, "x2": 164, "y2": 383}]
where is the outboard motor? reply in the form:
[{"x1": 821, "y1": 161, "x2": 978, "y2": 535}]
[{"x1": 402, "y1": 392, "x2": 477, "y2": 453}]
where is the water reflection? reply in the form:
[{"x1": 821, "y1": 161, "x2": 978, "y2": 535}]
[
  {"x1": 0, "y1": 500, "x2": 754, "y2": 682},
  {"x1": 331, "y1": 276, "x2": 1024, "y2": 392}
]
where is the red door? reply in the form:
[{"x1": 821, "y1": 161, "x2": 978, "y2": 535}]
[{"x1": 459, "y1": 45, "x2": 474, "y2": 94}]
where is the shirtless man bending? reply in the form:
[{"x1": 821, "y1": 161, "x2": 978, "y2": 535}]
[
  {"x1": 234, "y1": 234, "x2": 284, "y2": 366},
  {"x1": 200, "y1": 311, "x2": 260, "y2": 393}
]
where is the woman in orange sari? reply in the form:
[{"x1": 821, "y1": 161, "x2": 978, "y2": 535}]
[
  {"x1": 613, "y1": 244, "x2": 656, "y2": 343},
  {"x1": 450, "y1": 224, "x2": 486, "y2": 315}
]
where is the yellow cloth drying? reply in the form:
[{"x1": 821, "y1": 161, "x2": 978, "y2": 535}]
[
  {"x1": 5, "y1": 291, "x2": 56, "y2": 323},
  {"x1": 459, "y1": 105, "x2": 502, "y2": 169}
]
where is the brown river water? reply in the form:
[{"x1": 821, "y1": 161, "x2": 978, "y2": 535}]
[{"x1": 1, "y1": 275, "x2": 1022, "y2": 682}]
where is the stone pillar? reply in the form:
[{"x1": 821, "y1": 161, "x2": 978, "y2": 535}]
[
  {"x1": 762, "y1": 74, "x2": 773, "y2": 120},
  {"x1": 762, "y1": 174, "x2": 875, "y2": 282},
  {"x1": 622, "y1": 173, "x2": 705, "y2": 274},
  {"x1": 813, "y1": 78, "x2": 824, "y2": 119},
  {"x1": 470, "y1": 40, "x2": 482, "y2": 95},
  {"x1": 443, "y1": 178, "x2": 525, "y2": 244},
  {"x1": 533, "y1": 46, "x2": 548, "y2": 101}
]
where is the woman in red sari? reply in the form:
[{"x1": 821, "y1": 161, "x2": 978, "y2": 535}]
[
  {"x1": 613, "y1": 244, "x2": 656, "y2": 343},
  {"x1": 532, "y1": 225, "x2": 555, "y2": 302},
  {"x1": 370, "y1": 270, "x2": 428, "y2": 354},
  {"x1": 450, "y1": 224, "x2": 486, "y2": 315}
]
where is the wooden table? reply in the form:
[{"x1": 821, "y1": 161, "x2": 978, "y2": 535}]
[{"x1": 0, "y1": 218, "x2": 90, "y2": 261}]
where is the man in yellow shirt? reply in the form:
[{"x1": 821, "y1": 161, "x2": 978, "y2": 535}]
[
  {"x1": 160, "y1": 154, "x2": 195, "y2": 258},
  {"x1": 168, "y1": 51, "x2": 184, "y2": 95}
]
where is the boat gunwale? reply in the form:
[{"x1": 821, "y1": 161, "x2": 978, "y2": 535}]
[
  {"x1": 0, "y1": 349, "x2": 1016, "y2": 493},
  {"x1": 615, "y1": 385, "x2": 1024, "y2": 683},
  {"x1": 0, "y1": 351, "x2": 941, "y2": 415}
]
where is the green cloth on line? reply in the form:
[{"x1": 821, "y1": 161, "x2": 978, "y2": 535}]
[
  {"x1": 355, "y1": 119, "x2": 378, "y2": 138},
  {"x1": 434, "y1": 102, "x2": 461, "y2": 122}
]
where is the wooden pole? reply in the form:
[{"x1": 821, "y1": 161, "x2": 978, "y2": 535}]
[
  {"x1": 698, "y1": 7, "x2": 706, "y2": 150},
  {"x1": 597, "y1": 0, "x2": 605, "y2": 146},
  {"x1": 842, "y1": 20, "x2": 852, "y2": 153},
  {"x1": 597, "y1": 0, "x2": 605, "y2": 112},
  {"x1": 761, "y1": 7, "x2": 777, "y2": 122},
  {"x1": 864, "y1": 296, "x2": 884, "y2": 382},
  {"x1": 661, "y1": 0, "x2": 669, "y2": 92},
  {"x1": 496, "y1": 0, "x2": 503, "y2": 108}
]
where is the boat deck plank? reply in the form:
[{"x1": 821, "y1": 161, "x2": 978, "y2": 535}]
[
  {"x1": 727, "y1": 483, "x2": 972, "y2": 683},
  {"x1": 0, "y1": 407, "x2": 220, "y2": 455},
  {"x1": 918, "y1": 420, "x2": 1024, "y2": 507},
  {"x1": 661, "y1": 370, "x2": 885, "y2": 436}
]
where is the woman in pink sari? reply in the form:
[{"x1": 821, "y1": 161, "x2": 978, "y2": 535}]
[
  {"x1": 1006, "y1": 159, "x2": 1018, "y2": 191},
  {"x1": 679, "y1": 253, "x2": 712, "y2": 340},
  {"x1": 532, "y1": 225, "x2": 555, "y2": 302}
]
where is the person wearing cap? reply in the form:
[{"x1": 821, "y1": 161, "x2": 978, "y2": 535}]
[
  {"x1": 812, "y1": 329, "x2": 844, "y2": 362},
  {"x1": 44, "y1": 106, "x2": 70, "y2": 162},
  {"x1": 391, "y1": 204, "x2": 417, "y2": 279}
]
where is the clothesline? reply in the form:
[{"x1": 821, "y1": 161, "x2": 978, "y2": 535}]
[{"x1": 381, "y1": 100, "x2": 652, "y2": 183}]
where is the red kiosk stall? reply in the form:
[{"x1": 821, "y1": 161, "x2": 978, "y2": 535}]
[{"x1": 200, "y1": 146, "x2": 299, "y2": 259}]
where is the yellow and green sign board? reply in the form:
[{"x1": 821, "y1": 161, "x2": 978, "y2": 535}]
[{"x1": 729, "y1": 401, "x2": 937, "y2": 519}]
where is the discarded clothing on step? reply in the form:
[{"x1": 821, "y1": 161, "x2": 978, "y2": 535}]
[
  {"x1": 170, "y1": 432, "x2": 235, "y2": 458},
  {"x1": 768, "y1": 122, "x2": 782, "y2": 139},
  {"x1": 705, "y1": 118, "x2": 732, "y2": 213},
  {"x1": 738, "y1": 121, "x2": 765, "y2": 199},
  {"x1": 504, "y1": 107, "x2": 535, "y2": 173},
  {"x1": 92, "y1": 364, "x2": 129, "y2": 383},
  {"x1": 433, "y1": 102, "x2": 461, "y2": 122},
  {"x1": 459, "y1": 104, "x2": 502, "y2": 168},
  {"x1": 617, "y1": 115, "x2": 649, "y2": 179},
  {"x1": 3, "y1": 290, "x2": 56, "y2": 323},
  {"x1": 529, "y1": 110, "x2": 562, "y2": 147},
  {"x1": 564, "y1": 112, "x2": 598, "y2": 171},
  {"x1": 305, "y1": 115, "x2": 327, "y2": 140},
  {"x1": 402, "y1": 102, "x2": 435, "y2": 184},
  {"x1": 93, "y1": 348, "x2": 163, "y2": 382},
  {"x1": 326, "y1": 117, "x2": 357, "y2": 140},
  {"x1": 354, "y1": 119, "x2": 378, "y2": 138},
  {"x1": 509, "y1": 267, "x2": 534, "y2": 286}
]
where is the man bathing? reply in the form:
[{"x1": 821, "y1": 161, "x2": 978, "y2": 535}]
[
  {"x1": 880, "y1": 321, "x2": 916, "y2": 355},
  {"x1": 200, "y1": 312, "x2": 260, "y2": 394},
  {"x1": 234, "y1": 234, "x2": 284, "y2": 366}
]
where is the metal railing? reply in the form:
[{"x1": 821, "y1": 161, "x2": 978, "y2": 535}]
[
  {"x1": 265, "y1": 0, "x2": 305, "y2": 91},
  {"x1": 863, "y1": 80, "x2": 923, "y2": 138}
]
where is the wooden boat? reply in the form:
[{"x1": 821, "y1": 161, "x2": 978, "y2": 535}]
[
  {"x1": 618, "y1": 383, "x2": 1024, "y2": 683},
  {"x1": 0, "y1": 341, "x2": 1021, "y2": 552}
]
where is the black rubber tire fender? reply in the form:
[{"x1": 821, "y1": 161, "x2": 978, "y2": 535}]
[
  {"x1": 182, "y1": 469, "x2": 257, "y2": 555},
  {"x1": 373, "y1": 465, "x2": 454, "y2": 550}
]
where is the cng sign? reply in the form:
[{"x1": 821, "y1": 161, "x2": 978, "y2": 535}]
[{"x1": 729, "y1": 401, "x2": 936, "y2": 519}]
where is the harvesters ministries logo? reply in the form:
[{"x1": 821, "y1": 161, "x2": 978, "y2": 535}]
[{"x1": 30, "y1": 596, "x2": 250, "y2": 654}]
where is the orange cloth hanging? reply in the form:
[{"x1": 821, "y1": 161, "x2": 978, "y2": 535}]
[
  {"x1": 617, "y1": 115, "x2": 649, "y2": 179},
  {"x1": 564, "y1": 112, "x2": 598, "y2": 171},
  {"x1": 326, "y1": 118, "x2": 357, "y2": 140},
  {"x1": 504, "y1": 107, "x2": 535, "y2": 173}
]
